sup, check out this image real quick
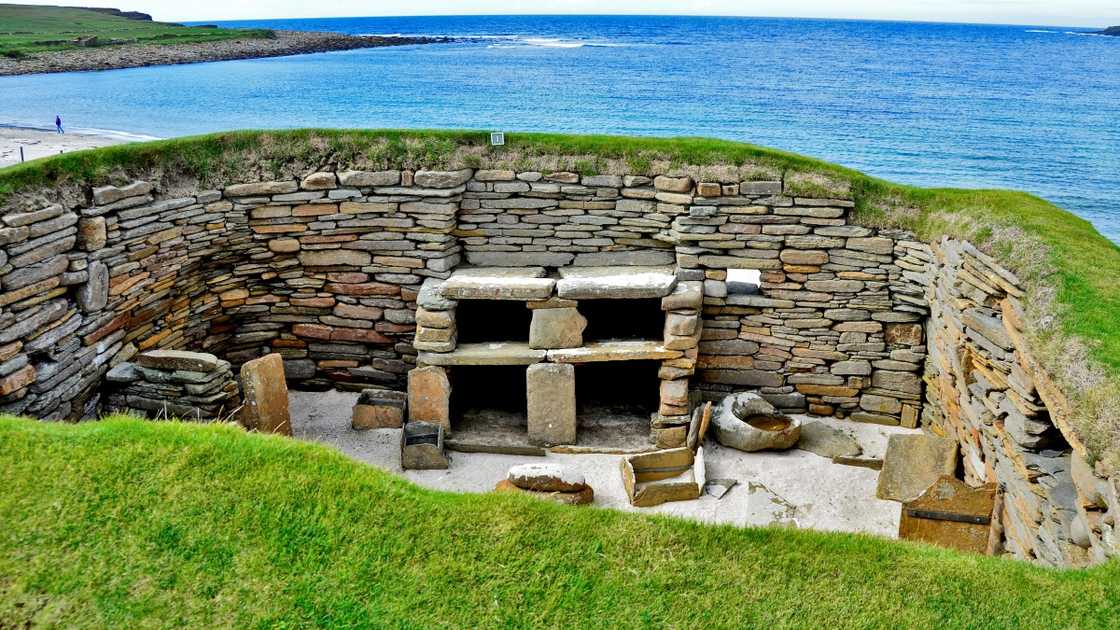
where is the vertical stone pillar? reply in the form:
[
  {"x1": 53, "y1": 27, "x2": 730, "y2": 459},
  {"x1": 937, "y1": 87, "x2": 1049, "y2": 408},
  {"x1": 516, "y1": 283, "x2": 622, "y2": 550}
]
[
  {"x1": 240, "y1": 353, "x2": 292, "y2": 435},
  {"x1": 408, "y1": 366, "x2": 451, "y2": 431},
  {"x1": 526, "y1": 363, "x2": 576, "y2": 446}
]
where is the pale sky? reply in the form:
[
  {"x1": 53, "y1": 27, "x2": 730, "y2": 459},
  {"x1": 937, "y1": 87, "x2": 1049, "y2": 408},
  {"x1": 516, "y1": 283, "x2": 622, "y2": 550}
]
[{"x1": 24, "y1": 0, "x2": 1118, "y2": 27}]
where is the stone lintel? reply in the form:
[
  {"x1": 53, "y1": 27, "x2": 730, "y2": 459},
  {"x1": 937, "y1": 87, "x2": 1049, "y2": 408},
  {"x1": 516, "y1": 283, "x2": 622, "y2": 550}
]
[
  {"x1": 440, "y1": 267, "x2": 555, "y2": 300},
  {"x1": 555, "y1": 266, "x2": 677, "y2": 299}
]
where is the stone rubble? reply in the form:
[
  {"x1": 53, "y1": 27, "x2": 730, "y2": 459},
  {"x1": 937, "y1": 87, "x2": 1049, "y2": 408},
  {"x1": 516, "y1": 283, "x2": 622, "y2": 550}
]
[{"x1": 105, "y1": 350, "x2": 239, "y2": 420}]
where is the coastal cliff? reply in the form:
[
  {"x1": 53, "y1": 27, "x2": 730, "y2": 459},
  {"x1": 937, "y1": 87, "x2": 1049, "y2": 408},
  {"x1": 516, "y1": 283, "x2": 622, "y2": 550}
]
[{"x1": 1098, "y1": 26, "x2": 1120, "y2": 36}]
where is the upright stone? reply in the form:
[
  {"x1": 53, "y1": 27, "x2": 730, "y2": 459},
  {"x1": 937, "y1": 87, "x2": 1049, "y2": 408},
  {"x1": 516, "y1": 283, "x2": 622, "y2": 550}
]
[
  {"x1": 77, "y1": 261, "x2": 108, "y2": 312},
  {"x1": 77, "y1": 217, "x2": 107, "y2": 251},
  {"x1": 526, "y1": 363, "x2": 576, "y2": 446},
  {"x1": 408, "y1": 366, "x2": 451, "y2": 431},
  {"x1": 239, "y1": 353, "x2": 292, "y2": 436},
  {"x1": 529, "y1": 307, "x2": 587, "y2": 349}
]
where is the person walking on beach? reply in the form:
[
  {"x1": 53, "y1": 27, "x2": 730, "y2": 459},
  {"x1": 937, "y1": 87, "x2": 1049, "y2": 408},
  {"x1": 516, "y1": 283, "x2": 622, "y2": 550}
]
[{"x1": 55, "y1": 115, "x2": 63, "y2": 134}]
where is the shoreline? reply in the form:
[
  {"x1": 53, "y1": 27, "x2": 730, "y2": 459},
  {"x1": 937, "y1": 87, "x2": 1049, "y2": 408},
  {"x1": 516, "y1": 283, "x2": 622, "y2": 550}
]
[
  {"x1": 0, "y1": 30, "x2": 449, "y2": 77},
  {"x1": 0, "y1": 125, "x2": 155, "y2": 168}
]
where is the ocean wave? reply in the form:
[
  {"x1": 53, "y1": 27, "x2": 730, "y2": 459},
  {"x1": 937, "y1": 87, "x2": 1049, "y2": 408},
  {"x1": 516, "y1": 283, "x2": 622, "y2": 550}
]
[
  {"x1": 358, "y1": 32, "x2": 627, "y2": 49},
  {"x1": 1025, "y1": 29, "x2": 1058, "y2": 33}
]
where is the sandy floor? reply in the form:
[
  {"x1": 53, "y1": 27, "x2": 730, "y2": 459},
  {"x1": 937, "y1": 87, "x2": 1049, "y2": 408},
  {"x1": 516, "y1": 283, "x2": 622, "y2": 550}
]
[
  {"x1": 291, "y1": 389, "x2": 919, "y2": 538},
  {"x1": 0, "y1": 125, "x2": 156, "y2": 167}
]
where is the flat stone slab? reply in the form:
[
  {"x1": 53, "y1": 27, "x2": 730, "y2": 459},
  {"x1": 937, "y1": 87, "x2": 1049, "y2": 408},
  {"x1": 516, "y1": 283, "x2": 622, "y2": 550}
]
[
  {"x1": 441, "y1": 267, "x2": 555, "y2": 300},
  {"x1": 876, "y1": 434, "x2": 958, "y2": 503},
  {"x1": 419, "y1": 342, "x2": 547, "y2": 366},
  {"x1": 555, "y1": 266, "x2": 677, "y2": 299},
  {"x1": 798, "y1": 421, "x2": 863, "y2": 459},
  {"x1": 134, "y1": 349, "x2": 226, "y2": 373},
  {"x1": 547, "y1": 341, "x2": 682, "y2": 363}
]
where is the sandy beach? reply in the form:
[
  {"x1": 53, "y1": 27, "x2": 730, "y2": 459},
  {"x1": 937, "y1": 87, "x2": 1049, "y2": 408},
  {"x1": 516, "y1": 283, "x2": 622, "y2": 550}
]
[{"x1": 0, "y1": 125, "x2": 155, "y2": 168}]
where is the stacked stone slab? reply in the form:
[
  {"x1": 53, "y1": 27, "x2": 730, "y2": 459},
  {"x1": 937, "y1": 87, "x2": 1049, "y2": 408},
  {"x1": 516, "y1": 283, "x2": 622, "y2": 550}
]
[
  {"x1": 0, "y1": 168, "x2": 927, "y2": 426},
  {"x1": 105, "y1": 349, "x2": 239, "y2": 419},
  {"x1": 924, "y1": 238, "x2": 1117, "y2": 566},
  {"x1": 410, "y1": 266, "x2": 689, "y2": 446},
  {"x1": 664, "y1": 175, "x2": 931, "y2": 426}
]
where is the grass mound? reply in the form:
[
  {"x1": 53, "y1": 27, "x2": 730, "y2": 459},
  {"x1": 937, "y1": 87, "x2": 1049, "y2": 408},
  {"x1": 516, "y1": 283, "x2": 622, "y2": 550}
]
[
  {"x1": 1, "y1": 416, "x2": 1118, "y2": 627},
  {"x1": 0, "y1": 129, "x2": 1117, "y2": 468}
]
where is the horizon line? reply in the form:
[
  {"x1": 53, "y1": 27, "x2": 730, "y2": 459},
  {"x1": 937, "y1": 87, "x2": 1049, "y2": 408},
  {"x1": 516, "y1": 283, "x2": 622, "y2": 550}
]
[{"x1": 176, "y1": 12, "x2": 1113, "y2": 30}]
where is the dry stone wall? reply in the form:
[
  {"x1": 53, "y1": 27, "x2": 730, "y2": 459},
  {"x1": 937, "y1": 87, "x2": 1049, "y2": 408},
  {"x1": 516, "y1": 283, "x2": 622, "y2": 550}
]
[
  {"x1": 1, "y1": 159, "x2": 1113, "y2": 567},
  {"x1": 924, "y1": 238, "x2": 1119, "y2": 566}
]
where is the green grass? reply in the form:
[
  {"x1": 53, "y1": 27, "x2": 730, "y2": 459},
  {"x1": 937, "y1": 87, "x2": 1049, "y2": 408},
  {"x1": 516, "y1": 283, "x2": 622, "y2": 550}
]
[
  {"x1": 0, "y1": 128, "x2": 1117, "y2": 467},
  {"x1": 1, "y1": 416, "x2": 1117, "y2": 628},
  {"x1": 0, "y1": 4, "x2": 272, "y2": 57}
]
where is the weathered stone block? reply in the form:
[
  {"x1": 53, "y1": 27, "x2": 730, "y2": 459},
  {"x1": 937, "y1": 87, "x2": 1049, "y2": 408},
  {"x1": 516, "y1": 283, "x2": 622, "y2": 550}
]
[
  {"x1": 527, "y1": 363, "x2": 576, "y2": 446},
  {"x1": 401, "y1": 421, "x2": 449, "y2": 470},
  {"x1": 76, "y1": 261, "x2": 108, "y2": 313},
  {"x1": 876, "y1": 434, "x2": 958, "y2": 502},
  {"x1": 556, "y1": 266, "x2": 677, "y2": 299},
  {"x1": 240, "y1": 353, "x2": 292, "y2": 436},
  {"x1": 414, "y1": 169, "x2": 472, "y2": 188},
  {"x1": 135, "y1": 350, "x2": 224, "y2": 373},
  {"x1": 885, "y1": 323, "x2": 924, "y2": 345},
  {"x1": 352, "y1": 389, "x2": 407, "y2": 429},
  {"x1": 508, "y1": 463, "x2": 587, "y2": 492},
  {"x1": 441, "y1": 267, "x2": 555, "y2": 300},
  {"x1": 299, "y1": 250, "x2": 372, "y2": 267},
  {"x1": 77, "y1": 216, "x2": 107, "y2": 251},
  {"x1": 338, "y1": 170, "x2": 400, "y2": 187},
  {"x1": 529, "y1": 307, "x2": 586, "y2": 350},
  {"x1": 653, "y1": 175, "x2": 692, "y2": 193},
  {"x1": 408, "y1": 366, "x2": 451, "y2": 431},
  {"x1": 301, "y1": 172, "x2": 338, "y2": 190}
]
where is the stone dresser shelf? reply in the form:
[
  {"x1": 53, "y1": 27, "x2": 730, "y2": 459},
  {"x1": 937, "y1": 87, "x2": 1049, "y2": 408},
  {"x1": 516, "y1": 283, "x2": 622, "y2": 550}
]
[
  {"x1": 419, "y1": 340, "x2": 681, "y2": 367},
  {"x1": 419, "y1": 342, "x2": 547, "y2": 366},
  {"x1": 410, "y1": 264, "x2": 701, "y2": 448},
  {"x1": 546, "y1": 341, "x2": 682, "y2": 364}
]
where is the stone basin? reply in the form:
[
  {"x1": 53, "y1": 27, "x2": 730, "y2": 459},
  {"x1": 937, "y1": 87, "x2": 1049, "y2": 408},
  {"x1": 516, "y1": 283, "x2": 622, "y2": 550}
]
[{"x1": 713, "y1": 391, "x2": 802, "y2": 452}]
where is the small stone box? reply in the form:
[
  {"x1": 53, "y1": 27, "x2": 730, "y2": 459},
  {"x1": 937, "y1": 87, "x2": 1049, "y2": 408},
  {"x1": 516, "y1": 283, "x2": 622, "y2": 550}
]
[
  {"x1": 401, "y1": 421, "x2": 450, "y2": 470},
  {"x1": 899, "y1": 476, "x2": 997, "y2": 555},
  {"x1": 352, "y1": 388, "x2": 407, "y2": 430},
  {"x1": 621, "y1": 404, "x2": 711, "y2": 508}
]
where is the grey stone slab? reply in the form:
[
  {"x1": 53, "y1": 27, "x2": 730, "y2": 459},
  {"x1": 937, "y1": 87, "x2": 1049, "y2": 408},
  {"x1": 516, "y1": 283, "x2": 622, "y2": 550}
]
[
  {"x1": 876, "y1": 434, "x2": 958, "y2": 502},
  {"x1": 556, "y1": 266, "x2": 677, "y2": 299},
  {"x1": 419, "y1": 342, "x2": 546, "y2": 366},
  {"x1": 441, "y1": 267, "x2": 555, "y2": 300},
  {"x1": 527, "y1": 363, "x2": 577, "y2": 446}
]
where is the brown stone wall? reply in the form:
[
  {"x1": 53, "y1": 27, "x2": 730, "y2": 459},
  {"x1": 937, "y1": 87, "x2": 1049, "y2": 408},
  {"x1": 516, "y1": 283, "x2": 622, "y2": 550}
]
[
  {"x1": 1, "y1": 162, "x2": 1114, "y2": 567},
  {"x1": 0, "y1": 167, "x2": 928, "y2": 424},
  {"x1": 924, "y1": 237, "x2": 1119, "y2": 566}
]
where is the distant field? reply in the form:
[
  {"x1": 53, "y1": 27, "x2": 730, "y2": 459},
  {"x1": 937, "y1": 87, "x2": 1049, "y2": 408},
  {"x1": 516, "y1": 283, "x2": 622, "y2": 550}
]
[{"x1": 0, "y1": 3, "x2": 273, "y2": 57}]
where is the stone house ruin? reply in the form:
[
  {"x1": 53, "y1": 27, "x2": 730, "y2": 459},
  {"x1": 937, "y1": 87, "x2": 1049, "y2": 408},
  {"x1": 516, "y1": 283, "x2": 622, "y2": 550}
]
[{"x1": 0, "y1": 144, "x2": 1115, "y2": 568}]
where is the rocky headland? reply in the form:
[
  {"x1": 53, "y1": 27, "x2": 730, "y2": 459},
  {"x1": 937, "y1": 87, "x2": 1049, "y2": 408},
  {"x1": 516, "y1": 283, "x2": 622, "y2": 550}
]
[
  {"x1": 0, "y1": 30, "x2": 448, "y2": 76},
  {"x1": 1097, "y1": 26, "x2": 1120, "y2": 36}
]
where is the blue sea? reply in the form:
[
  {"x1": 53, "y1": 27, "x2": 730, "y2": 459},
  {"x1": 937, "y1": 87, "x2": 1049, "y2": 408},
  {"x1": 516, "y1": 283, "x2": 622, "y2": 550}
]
[{"x1": 2, "y1": 15, "x2": 1118, "y2": 243}]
